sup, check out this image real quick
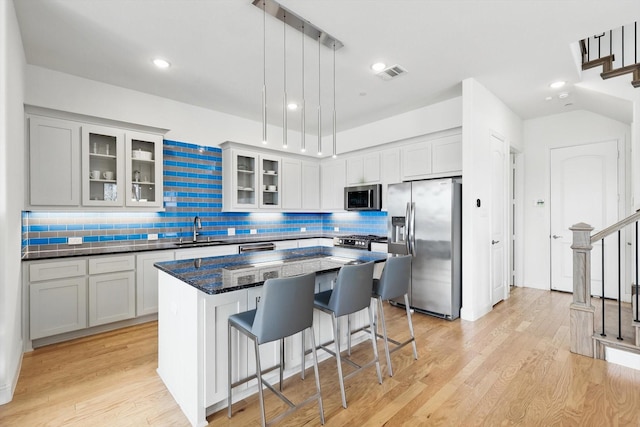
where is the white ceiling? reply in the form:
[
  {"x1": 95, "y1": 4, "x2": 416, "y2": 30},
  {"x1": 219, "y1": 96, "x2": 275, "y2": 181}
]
[{"x1": 13, "y1": 0, "x2": 640, "y2": 138}]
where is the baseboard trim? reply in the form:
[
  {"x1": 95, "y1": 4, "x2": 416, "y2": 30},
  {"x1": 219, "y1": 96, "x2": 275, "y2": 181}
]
[
  {"x1": 460, "y1": 303, "x2": 492, "y2": 321},
  {"x1": 0, "y1": 339, "x2": 23, "y2": 405}
]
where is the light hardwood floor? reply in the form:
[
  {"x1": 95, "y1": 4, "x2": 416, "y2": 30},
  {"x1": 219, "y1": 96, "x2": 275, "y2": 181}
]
[{"x1": 2, "y1": 287, "x2": 640, "y2": 426}]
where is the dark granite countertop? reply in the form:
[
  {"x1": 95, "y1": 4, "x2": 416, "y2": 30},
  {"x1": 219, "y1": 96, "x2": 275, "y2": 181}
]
[
  {"x1": 154, "y1": 246, "x2": 388, "y2": 295},
  {"x1": 21, "y1": 236, "x2": 328, "y2": 261}
]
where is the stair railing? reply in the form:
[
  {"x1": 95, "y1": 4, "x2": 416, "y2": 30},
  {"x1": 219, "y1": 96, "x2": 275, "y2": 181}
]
[
  {"x1": 581, "y1": 22, "x2": 638, "y2": 68},
  {"x1": 570, "y1": 209, "x2": 640, "y2": 358}
]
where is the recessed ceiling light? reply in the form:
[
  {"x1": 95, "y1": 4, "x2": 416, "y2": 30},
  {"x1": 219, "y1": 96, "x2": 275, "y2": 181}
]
[
  {"x1": 153, "y1": 58, "x2": 170, "y2": 69},
  {"x1": 545, "y1": 96, "x2": 553, "y2": 101},
  {"x1": 287, "y1": 103, "x2": 298, "y2": 110},
  {"x1": 549, "y1": 81, "x2": 566, "y2": 89},
  {"x1": 371, "y1": 62, "x2": 386, "y2": 72},
  {"x1": 558, "y1": 92, "x2": 569, "y2": 99}
]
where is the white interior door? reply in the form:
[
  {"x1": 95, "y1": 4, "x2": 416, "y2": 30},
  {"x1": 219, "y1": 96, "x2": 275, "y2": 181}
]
[
  {"x1": 550, "y1": 140, "x2": 619, "y2": 297},
  {"x1": 491, "y1": 134, "x2": 507, "y2": 305}
]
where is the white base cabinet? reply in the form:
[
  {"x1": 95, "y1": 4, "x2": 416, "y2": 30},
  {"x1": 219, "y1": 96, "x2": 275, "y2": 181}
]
[
  {"x1": 88, "y1": 271, "x2": 135, "y2": 327},
  {"x1": 136, "y1": 251, "x2": 176, "y2": 316},
  {"x1": 30, "y1": 277, "x2": 87, "y2": 340}
]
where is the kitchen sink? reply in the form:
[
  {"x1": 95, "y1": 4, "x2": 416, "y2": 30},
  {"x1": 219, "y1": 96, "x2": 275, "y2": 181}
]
[{"x1": 174, "y1": 240, "x2": 226, "y2": 248}]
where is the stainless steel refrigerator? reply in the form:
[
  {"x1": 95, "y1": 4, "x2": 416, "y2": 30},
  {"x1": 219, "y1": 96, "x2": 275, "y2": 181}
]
[{"x1": 387, "y1": 177, "x2": 462, "y2": 319}]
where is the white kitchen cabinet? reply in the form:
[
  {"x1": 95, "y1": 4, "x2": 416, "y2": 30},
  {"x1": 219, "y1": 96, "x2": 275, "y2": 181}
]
[
  {"x1": 402, "y1": 140, "x2": 432, "y2": 180},
  {"x1": 281, "y1": 157, "x2": 302, "y2": 210},
  {"x1": 87, "y1": 254, "x2": 136, "y2": 327},
  {"x1": 346, "y1": 153, "x2": 380, "y2": 185},
  {"x1": 88, "y1": 271, "x2": 136, "y2": 327},
  {"x1": 297, "y1": 238, "x2": 320, "y2": 248},
  {"x1": 401, "y1": 133, "x2": 461, "y2": 181},
  {"x1": 320, "y1": 158, "x2": 346, "y2": 211},
  {"x1": 30, "y1": 276, "x2": 87, "y2": 340},
  {"x1": 380, "y1": 148, "x2": 401, "y2": 211},
  {"x1": 125, "y1": 131, "x2": 164, "y2": 208},
  {"x1": 259, "y1": 154, "x2": 282, "y2": 209},
  {"x1": 174, "y1": 244, "x2": 239, "y2": 260},
  {"x1": 432, "y1": 136, "x2": 462, "y2": 174},
  {"x1": 81, "y1": 125, "x2": 125, "y2": 206},
  {"x1": 301, "y1": 161, "x2": 320, "y2": 210},
  {"x1": 204, "y1": 289, "x2": 248, "y2": 407},
  {"x1": 28, "y1": 116, "x2": 81, "y2": 207},
  {"x1": 136, "y1": 250, "x2": 176, "y2": 316}
]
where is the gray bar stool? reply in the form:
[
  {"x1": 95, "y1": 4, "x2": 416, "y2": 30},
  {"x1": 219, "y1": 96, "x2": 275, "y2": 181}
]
[
  {"x1": 312, "y1": 261, "x2": 382, "y2": 409},
  {"x1": 228, "y1": 272, "x2": 324, "y2": 426},
  {"x1": 372, "y1": 254, "x2": 418, "y2": 377}
]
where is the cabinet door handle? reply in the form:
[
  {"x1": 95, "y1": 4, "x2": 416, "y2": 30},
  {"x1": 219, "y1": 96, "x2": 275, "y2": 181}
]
[
  {"x1": 552, "y1": 235, "x2": 562, "y2": 239},
  {"x1": 491, "y1": 240, "x2": 500, "y2": 245}
]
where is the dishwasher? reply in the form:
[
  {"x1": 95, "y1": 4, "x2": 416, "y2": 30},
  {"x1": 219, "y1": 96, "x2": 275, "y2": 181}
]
[{"x1": 238, "y1": 242, "x2": 276, "y2": 253}]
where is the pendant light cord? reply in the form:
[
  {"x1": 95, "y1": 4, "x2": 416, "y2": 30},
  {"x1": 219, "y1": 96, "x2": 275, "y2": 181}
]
[
  {"x1": 262, "y1": 0, "x2": 267, "y2": 144},
  {"x1": 301, "y1": 23, "x2": 306, "y2": 152},
  {"x1": 317, "y1": 33, "x2": 322, "y2": 156},
  {"x1": 283, "y1": 12, "x2": 287, "y2": 148},
  {"x1": 332, "y1": 41, "x2": 337, "y2": 158}
]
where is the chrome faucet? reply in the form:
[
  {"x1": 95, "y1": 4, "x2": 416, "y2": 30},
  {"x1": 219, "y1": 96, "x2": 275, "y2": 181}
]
[{"x1": 193, "y1": 216, "x2": 202, "y2": 242}]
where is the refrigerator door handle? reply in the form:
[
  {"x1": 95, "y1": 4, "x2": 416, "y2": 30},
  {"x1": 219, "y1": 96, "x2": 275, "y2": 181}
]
[
  {"x1": 410, "y1": 202, "x2": 416, "y2": 256},
  {"x1": 405, "y1": 202, "x2": 411, "y2": 255}
]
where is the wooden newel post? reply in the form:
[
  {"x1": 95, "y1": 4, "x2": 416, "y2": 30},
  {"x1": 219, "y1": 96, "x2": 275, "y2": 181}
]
[{"x1": 569, "y1": 222, "x2": 595, "y2": 357}]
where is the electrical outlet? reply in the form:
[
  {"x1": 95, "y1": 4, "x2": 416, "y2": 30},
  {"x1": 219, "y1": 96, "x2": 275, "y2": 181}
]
[
  {"x1": 301, "y1": 227, "x2": 306, "y2": 232},
  {"x1": 228, "y1": 228, "x2": 235, "y2": 236},
  {"x1": 148, "y1": 233, "x2": 158, "y2": 241},
  {"x1": 334, "y1": 227, "x2": 340, "y2": 232},
  {"x1": 250, "y1": 229, "x2": 257, "y2": 235},
  {"x1": 68, "y1": 237, "x2": 82, "y2": 245}
]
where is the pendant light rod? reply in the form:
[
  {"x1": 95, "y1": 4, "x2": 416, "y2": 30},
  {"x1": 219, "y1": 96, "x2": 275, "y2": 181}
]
[
  {"x1": 301, "y1": 23, "x2": 306, "y2": 153},
  {"x1": 261, "y1": 0, "x2": 267, "y2": 144},
  {"x1": 252, "y1": 0, "x2": 343, "y2": 50},
  {"x1": 282, "y1": 12, "x2": 287, "y2": 149},
  {"x1": 317, "y1": 33, "x2": 322, "y2": 156},
  {"x1": 332, "y1": 41, "x2": 337, "y2": 158}
]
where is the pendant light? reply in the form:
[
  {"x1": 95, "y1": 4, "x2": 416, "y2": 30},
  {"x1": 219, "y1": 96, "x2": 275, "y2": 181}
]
[
  {"x1": 282, "y1": 13, "x2": 288, "y2": 149},
  {"x1": 317, "y1": 33, "x2": 322, "y2": 156},
  {"x1": 300, "y1": 23, "x2": 306, "y2": 153},
  {"x1": 332, "y1": 41, "x2": 337, "y2": 158},
  {"x1": 261, "y1": 0, "x2": 267, "y2": 144}
]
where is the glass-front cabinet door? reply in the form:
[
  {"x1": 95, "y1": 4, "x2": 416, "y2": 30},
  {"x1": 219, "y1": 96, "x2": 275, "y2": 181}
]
[
  {"x1": 260, "y1": 154, "x2": 281, "y2": 209},
  {"x1": 125, "y1": 132, "x2": 163, "y2": 208},
  {"x1": 81, "y1": 125, "x2": 124, "y2": 206},
  {"x1": 233, "y1": 150, "x2": 258, "y2": 209}
]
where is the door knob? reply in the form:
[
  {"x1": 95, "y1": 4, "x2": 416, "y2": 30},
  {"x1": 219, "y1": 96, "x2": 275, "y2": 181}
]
[
  {"x1": 552, "y1": 235, "x2": 562, "y2": 239},
  {"x1": 492, "y1": 240, "x2": 500, "y2": 245}
]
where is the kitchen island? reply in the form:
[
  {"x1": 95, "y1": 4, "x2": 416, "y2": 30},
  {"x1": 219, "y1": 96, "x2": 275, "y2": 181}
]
[{"x1": 154, "y1": 246, "x2": 387, "y2": 427}]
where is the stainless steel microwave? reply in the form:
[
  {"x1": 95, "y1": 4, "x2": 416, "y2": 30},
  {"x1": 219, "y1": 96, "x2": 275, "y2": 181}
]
[{"x1": 344, "y1": 184, "x2": 382, "y2": 211}]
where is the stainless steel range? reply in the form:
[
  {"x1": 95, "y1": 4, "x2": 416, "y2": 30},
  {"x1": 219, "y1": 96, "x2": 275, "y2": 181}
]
[{"x1": 333, "y1": 234, "x2": 386, "y2": 250}]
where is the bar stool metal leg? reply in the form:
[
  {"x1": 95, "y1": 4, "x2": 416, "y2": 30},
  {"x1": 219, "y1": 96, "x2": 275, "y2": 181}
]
[
  {"x1": 377, "y1": 296, "x2": 393, "y2": 377},
  {"x1": 368, "y1": 304, "x2": 383, "y2": 384},
  {"x1": 404, "y1": 294, "x2": 418, "y2": 360},
  {"x1": 309, "y1": 327, "x2": 325, "y2": 424},
  {"x1": 332, "y1": 314, "x2": 348, "y2": 409},
  {"x1": 254, "y1": 337, "x2": 267, "y2": 427},
  {"x1": 227, "y1": 321, "x2": 233, "y2": 418}
]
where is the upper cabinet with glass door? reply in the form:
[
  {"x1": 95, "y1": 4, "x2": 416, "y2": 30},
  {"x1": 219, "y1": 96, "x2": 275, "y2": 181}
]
[
  {"x1": 125, "y1": 132, "x2": 163, "y2": 208},
  {"x1": 260, "y1": 154, "x2": 281, "y2": 209},
  {"x1": 81, "y1": 125, "x2": 125, "y2": 207}
]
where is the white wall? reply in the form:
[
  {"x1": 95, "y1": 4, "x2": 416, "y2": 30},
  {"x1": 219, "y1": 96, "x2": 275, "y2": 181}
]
[
  {"x1": 461, "y1": 78, "x2": 523, "y2": 321},
  {"x1": 0, "y1": 0, "x2": 26, "y2": 404},
  {"x1": 522, "y1": 110, "x2": 630, "y2": 290},
  {"x1": 333, "y1": 97, "x2": 462, "y2": 153}
]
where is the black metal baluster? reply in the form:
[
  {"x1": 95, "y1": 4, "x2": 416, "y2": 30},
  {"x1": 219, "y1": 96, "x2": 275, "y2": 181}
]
[
  {"x1": 601, "y1": 238, "x2": 606, "y2": 336},
  {"x1": 618, "y1": 230, "x2": 623, "y2": 340},
  {"x1": 611, "y1": 29, "x2": 613, "y2": 58},
  {"x1": 623, "y1": 25, "x2": 625, "y2": 67},
  {"x1": 635, "y1": 22, "x2": 637, "y2": 64},
  {"x1": 588, "y1": 37, "x2": 591, "y2": 62}
]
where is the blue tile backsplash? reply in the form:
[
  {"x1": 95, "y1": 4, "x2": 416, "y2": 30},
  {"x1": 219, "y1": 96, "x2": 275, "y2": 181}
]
[{"x1": 22, "y1": 140, "x2": 387, "y2": 255}]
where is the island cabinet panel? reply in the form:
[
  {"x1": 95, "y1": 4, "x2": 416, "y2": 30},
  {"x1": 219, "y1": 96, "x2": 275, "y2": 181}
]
[{"x1": 204, "y1": 290, "x2": 249, "y2": 407}]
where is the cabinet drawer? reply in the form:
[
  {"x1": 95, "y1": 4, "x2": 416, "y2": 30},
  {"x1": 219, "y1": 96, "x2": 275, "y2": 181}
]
[
  {"x1": 89, "y1": 255, "x2": 135, "y2": 274},
  {"x1": 29, "y1": 259, "x2": 87, "y2": 282}
]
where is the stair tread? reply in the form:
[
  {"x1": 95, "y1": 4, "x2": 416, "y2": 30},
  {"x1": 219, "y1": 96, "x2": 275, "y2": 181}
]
[
  {"x1": 583, "y1": 55, "x2": 615, "y2": 70},
  {"x1": 594, "y1": 334, "x2": 640, "y2": 352},
  {"x1": 601, "y1": 63, "x2": 640, "y2": 79}
]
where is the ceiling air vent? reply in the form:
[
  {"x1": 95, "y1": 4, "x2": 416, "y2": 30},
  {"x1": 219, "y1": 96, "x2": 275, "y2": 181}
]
[{"x1": 376, "y1": 64, "x2": 408, "y2": 81}]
